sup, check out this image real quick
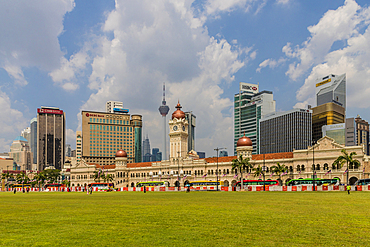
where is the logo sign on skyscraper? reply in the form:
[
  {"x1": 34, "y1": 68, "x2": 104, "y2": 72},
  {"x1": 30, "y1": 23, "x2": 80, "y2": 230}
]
[
  {"x1": 37, "y1": 108, "x2": 63, "y2": 115},
  {"x1": 239, "y1": 82, "x2": 259, "y2": 93}
]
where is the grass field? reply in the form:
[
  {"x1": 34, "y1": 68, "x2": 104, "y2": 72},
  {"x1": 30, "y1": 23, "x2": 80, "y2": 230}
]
[{"x1": 1, "y1": 191, "x2": 369, "y2": 246}]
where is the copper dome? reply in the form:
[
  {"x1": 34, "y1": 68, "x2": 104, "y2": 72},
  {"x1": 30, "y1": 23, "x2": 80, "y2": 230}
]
[
  {"x1": 236, "y1": 134, "x2": 252, "y2": 147},
  {"x1": 172, "y1": 101, "x2": 185, "y2": 120},
  {"x1": 115, "y1": 148, "x2": 127, "y2": 158}
]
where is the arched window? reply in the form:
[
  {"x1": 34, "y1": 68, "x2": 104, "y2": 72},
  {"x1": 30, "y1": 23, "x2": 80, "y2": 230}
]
[
  {"x1": 324, "y1": 163, "x2": 329, "y2": 170},
  {"x1": 289, "y1": 166, "x2": 293, "y2": 172},
  {"x1": 316, "y1": 164, "x2": 320, "y2": 171},
  {"x1": 297, "y1": 165, "x2": 301, "y2": 171},
  {"x1": 227, "y1": 169, "x2": 229, "y2": 174},
  {"x1": 301, "y1": 165, "x2": 305, "y2": 171}
]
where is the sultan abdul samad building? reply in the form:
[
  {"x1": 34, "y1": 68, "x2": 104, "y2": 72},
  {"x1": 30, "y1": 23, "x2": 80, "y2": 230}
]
[{"x1": 68, "y1": 102, "x2": 370, "y2": 187}]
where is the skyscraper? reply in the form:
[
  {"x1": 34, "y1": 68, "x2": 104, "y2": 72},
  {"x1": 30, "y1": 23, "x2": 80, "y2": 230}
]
[
  {"x1": 76, "y1": 131, "x2": 82, "y2": 162},
  {"x1": 312, "y1": 102, "x2": 345, "y2": 143},
  {"x1": 65, "y1": 144, "x2": 72, "y2": 157},
  {"x1": 158, "y1": 83, "x2": 170, "y2": 160},
  {"x1": 260, "y1": 109, "x2": 312, "y2": 154},
  {"x1": 234, "y1": 82, "x2": 276, "y2": 155},
  {"x1": 316, "y1": 74, "x2": 346, "y2": 108},
  {"x1": 142, "y1": 135, "x2": 151, "y2": 162},
  {"x1": 312, "y1": 74, "x2": 347, "y2": 143},
  {"x1": 106, "y1": 101, "x2": 124, "y2": 113},
  {"x1": 9, "y1": 136, "x2": 33, "y2": 170},
  {"x1": 30, "y1": 118, "x2": 37, "y2": 164},
  {"x1": 355, "y1": 115, "x2": 369, "y2": 155},
  {"x1": 185, "y1": 112, "x2": 196, "y2": 152},
  {"x1": 37, "y1": 106, "x2": 65, "y2": 171},
  {"x1": 81, "y1": 110, "x2": 142, "y2": 165}
]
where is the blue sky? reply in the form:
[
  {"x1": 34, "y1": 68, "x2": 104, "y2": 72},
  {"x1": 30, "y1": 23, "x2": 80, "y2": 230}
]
[{"x1": 1, "y1": 0, "x2": 370, "y2": 157}]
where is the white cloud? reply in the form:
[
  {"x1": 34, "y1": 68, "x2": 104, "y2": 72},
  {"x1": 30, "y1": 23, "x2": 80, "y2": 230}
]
[
  {"x1": 0, "y1": 90, "x2": 28, "y2": 152},
  {"x1": 204, "y1": 0, "x2": 267, "y2": 16},
  {"x1": 256, "y1": 57, "x2": 286, "y2": 72},
  {"x1": 294, "y1": 1, "x2": 370, "y2": 109},
  {"x1": 66, "y1": 129, "x2": 77, "y2": 149},
  {"x1": 76, "y1": 0, "x2": 249, "y2": 156},
  {"x1": 49, "y1": 51, "x2": 89, "y2": 91},
  {"x1": 0, "y1": 0, "x2": 75, "y2": 83},
  {"x1": 284, "y1": 0, "x2": 361, "y2": 81},
  {"x1": 276, "y1": 0, "x2": 290, "y2": 4}
]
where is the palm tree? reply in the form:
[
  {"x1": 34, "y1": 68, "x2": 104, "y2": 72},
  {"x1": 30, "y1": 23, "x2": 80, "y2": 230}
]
[
  {"x1": 271, "y1": 162, "x2": 287, "y2": 186},
  {"x1": 232, "y1": 155, "x2": 253, "y2": 190},
  {"x1": 332, "y1": 149, "x2": 361, "y2": 185},
  {"x1": 253, "y1": 165, "x2": 264, "y2": 178},
  {"x1": 105, "y1": 174, "x2": 113, "y2": 183},
  {"x1": 93, "y1": 170, "x2": 101, "y2": 182}
]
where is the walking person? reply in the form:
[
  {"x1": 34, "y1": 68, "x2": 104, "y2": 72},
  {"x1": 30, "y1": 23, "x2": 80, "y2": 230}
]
[
  {"x1": 13, "y1": 188, "x2": 16, "y2": 194},
  {"x1": 347, "y1": 184, "x2": 351, "y2": 195}
]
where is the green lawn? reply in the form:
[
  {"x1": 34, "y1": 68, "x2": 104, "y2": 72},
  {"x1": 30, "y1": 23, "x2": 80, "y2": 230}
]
[{"x1": 0, "y1": 191, "x2": 369, "y2": 246}]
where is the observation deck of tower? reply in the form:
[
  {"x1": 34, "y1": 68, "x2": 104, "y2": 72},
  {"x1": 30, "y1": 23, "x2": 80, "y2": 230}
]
[{"x1": 158, "y1": 83, "x2": 170, "y2": 160}]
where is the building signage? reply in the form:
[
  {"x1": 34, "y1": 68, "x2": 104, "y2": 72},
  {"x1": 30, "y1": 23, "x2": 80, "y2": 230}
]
[
  {"x1": 37, "y1": 108, "x2": 63, "y2": 115},
  {"x1": 240, "y1": 82, "x2": 259, "y2": 93},
  {"x1": 316, "y1": 78, "x2": 331, "y2": 87},
  {"x1": 113, "y1": 108, "x2": 129, "y2": 113},
  {"x1": 85, "y1": 113, "x2": 105, "y2": 118}
]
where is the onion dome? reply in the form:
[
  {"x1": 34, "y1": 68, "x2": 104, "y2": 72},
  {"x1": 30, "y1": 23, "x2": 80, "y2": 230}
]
[
  {"x1": 115, "y1": 148, "x2": 127, "y2": 158},
  {"x1": 171, "y1": 101, "x2": 185, "y2": 120},
  {"x1": 236, "y1": 134, "x2": 252, "y2": 147}
]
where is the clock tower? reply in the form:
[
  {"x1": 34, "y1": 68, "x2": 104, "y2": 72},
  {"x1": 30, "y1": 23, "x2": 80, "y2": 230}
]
[{"x1": 169, "y1": 101, "x2": 188, "y2": 159}]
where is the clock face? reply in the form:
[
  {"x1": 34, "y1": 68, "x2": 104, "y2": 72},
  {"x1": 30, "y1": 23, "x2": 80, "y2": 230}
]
[
  {"x1": 173, "y1": 126, "x2": 178, "y2": 131},
  {"x1": 182, "y1": 126, "x2": 185, "y2": 131}
]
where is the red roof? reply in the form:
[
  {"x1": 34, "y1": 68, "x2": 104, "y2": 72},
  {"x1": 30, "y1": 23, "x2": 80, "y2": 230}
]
[
  {"x1": 252, "y1": 152, "x2": 293, "y2": 160},
  {"x1": 205, "y1": 156, "x2": 237, "y2": 163},
  {"x1": 127, "y1": 161, "x2": 160, "y2": 168}
]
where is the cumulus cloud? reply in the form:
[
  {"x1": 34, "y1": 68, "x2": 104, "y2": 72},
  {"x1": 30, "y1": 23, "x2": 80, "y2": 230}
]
[
  {"x1": 284, "y1": 0, "x2": 361, "y2": 81},
  {"x1": 294, "y1": 1, "x2": 370, "y2": 108},
  {"x1": 204, "y1": 0, "x2": 267, "y2": 16},
  {"x1": 0, "y1": 90, "x2": 28, "y2": 152},
  {"x1": 75, "y1": 0, "x2": 250, "y2": 156},
  {"x1": 0, "y1": 0, "x2": 75, "y2": 84},
  {"x1": 49, "y1": 50, "x2": 89, "y2": 91}
]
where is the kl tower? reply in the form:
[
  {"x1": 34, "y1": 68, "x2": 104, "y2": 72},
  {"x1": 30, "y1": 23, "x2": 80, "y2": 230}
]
[{"x1": 158, "y1": 83, "x2": 170, "y2": 160}]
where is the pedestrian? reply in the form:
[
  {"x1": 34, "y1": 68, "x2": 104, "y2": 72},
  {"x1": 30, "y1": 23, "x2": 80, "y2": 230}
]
[
  {"x1": 89, "y1": 186, "x2": 92, "y2": 194},
  {"x1": 144, "y1": 186, "x2": 146, "y2": 193},
  {"x1": 14, "y1": 188, "x2": 16, "y2": 194},
  {"x1": 347, "y1": 184, "x2": 351, "y2": 195},
  {"x1": 27, "y1": 187, "x2": 29, "y2": 193}
]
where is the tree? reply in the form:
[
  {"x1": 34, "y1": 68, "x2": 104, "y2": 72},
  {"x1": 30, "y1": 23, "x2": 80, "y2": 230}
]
[
  {"x1": 253, "y1": 165, "x2": 264, "y2": 178},
  {"x1": 271, "y1": 162, "x2": 287, "y2": 186},
  {"x1": 332, "y1": 149, "x2": 361, "y2": 185},
  {"x1": 105, "y1": 174, "x2": 113, "y2": 183},
  {"x1": 93, "y1": 170, "x2": 103, "y2": 182},
  {"x1": 232, "y1": 155, "x2": 253, "y2": 190}
]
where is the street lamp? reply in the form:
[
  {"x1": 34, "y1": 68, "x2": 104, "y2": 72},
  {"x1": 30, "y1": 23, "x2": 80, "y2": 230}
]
[
  {"x1": 214, "y1": 147, "x2": 226, "y2": 191},
  {"x1": 312, "y1": 140, "x2": 317, "y2": 191},
  {"x1": 262, "y1": 165, "x2": 267, "y2": 191}
]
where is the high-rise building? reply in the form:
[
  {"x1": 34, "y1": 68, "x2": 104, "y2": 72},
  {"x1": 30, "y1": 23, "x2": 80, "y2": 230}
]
[
  {"x1": 106, "y1": 101, "x2": 124, "y2": 113},
  {"x1": 30, "y1": 118, "x2": 37, "y2": 164},
  {"x1": 345, "y1": 118, "x2": 356, "y2": 147},
  {"x1": 316, "y1": 74, "x2": 346, "y2": 109},
  {"x1": 322, "y1": 123, "x2": 345, "y2": 145},
  {"x1": 132, "y1": 115, "x2": 142, "y2": 163},
  {"x1": 234, "y1": 82, "x2": 276, "y2": 155},
  {"x1": 355, "y1": 115, "x2": 369, "y2": 155},
  {"x1": 142, "y1": 135, "x2": 151, "y2": 162},
  {"x1": 37, "y1": 106, "x2": 65, "y2": 171},
  {"x1": 260, "y1": 109, "x2": 312, "y2": 154},
  {"x1": 311, "y1": 102, "x2": 345, "y2": 143},
  {"x1": 219, "y1": 150, "x2": 228, "y2": 157},
  {"x1": 185, "y1": 112, "x2": 196, "y2": 152},
  {"x1": 81, "y1": 110, "x2": 142, "y2": 165},
  {"x1": 9, "y1": 136, "x2": 33, "y2": 170},
  {"x1": 158, "y1": 83, "x2": 170, "y2": 160},
  {"x1": 65, "y1": 144, "x2": 72, "y2": 157},
  {"x1": 21, "y1": 127, "x2": 31, "y2": 144},
  {"x1": 76, "y1": 131, "x2": 82, "y2": 162}
]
